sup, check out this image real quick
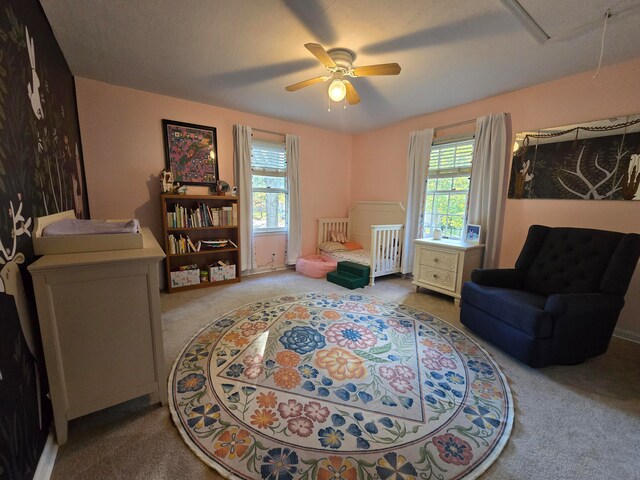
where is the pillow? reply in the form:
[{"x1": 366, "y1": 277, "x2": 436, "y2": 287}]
[
  {"x1": 330, "y1": 230, "x2": 348, "y2": 243},
  {"x1": 318, "y1": 241, "x2": 348, "y2": 253},
  {"x1": 343, "y1": 241, "x2": 363, "y2": 251}
]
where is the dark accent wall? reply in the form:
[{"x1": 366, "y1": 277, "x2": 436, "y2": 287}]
[{"x1": 0, "y1": 0, "x2": 88, "y2": 478}]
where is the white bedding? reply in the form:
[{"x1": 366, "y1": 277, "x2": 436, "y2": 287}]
[{"x1": 320, "y1": 248, "x2": 370, "y2": 266}]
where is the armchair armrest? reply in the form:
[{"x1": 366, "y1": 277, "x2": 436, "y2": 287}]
[
  {"x1": 470, "y1": 268, "x2": 526, "y2": 289},
  {"x1": 544, "y1": 293, "x2": 625, "y2": 363},
  {"x1": 545, "y1": 293, "x2": 624, "y2": 317}
]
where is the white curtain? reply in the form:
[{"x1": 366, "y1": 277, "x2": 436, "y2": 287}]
[
  {"x1": 286, "y1": 134, "x2": 301, "y2": 265},
  {"x1": 233, "y1": 124, "x2": 255, "y2": 272},
  {"x1": 468, "y1": 113, "x2": 511, "y2": 269},
  {"x1": 401, "y1": 128, "x2": 434, "y2": 274}
]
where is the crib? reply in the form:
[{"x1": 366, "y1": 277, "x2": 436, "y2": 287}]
[{"x1": 317, "y1": 201, "x2": 405, "y2": 285}]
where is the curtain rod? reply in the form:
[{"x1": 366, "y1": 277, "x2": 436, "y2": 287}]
[
  {"x1": 434, "y1": 118, "x2": 476, "y2": 133},
  {"x1": 252, "y1": 127, "x2": 286, "y2": 137}
]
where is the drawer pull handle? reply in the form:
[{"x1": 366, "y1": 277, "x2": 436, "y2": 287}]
[
  {"x1": 433, "y1": 274, "x2": 439, "y2": 279},
  {"x1": 434, "y1": 258, "x2": 439, "y2": 263}
]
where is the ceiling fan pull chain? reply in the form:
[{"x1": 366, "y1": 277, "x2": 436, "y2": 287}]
[{"x1": 592, "y1": 9, "x2": 610, "y2": 79}]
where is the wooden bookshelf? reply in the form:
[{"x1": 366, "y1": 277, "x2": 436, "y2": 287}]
[{"x1": 161, "y1": 194, "x2": 241, "y2": 293}]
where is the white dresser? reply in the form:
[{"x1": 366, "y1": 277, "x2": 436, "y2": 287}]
[
  {"x1": 28, "y1": 228, "x2": 167, "y2": 444},
  {"x1": 412, "y1": 238, "x2": 484, "y2": 307}
]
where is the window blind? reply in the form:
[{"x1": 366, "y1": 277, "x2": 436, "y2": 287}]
[
  {"x1": 429, "y1": 138, "x2": 474, "y2": 175},
  {"x1": 252, "y1": 139, "x2": 286, "y2": 174}
]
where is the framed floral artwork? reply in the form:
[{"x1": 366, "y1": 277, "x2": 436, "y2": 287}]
[{"x1": 163, "y1": 119, "x2": 219, "y2": 185}]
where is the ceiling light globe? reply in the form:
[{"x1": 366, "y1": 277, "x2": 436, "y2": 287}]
[{"x1": 328, "y1": 79, "x2": 347, "y2": 102}]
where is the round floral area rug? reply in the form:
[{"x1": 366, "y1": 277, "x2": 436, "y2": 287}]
[{"x1": 169, "y1": 293, "x2": 513, "y2": 480}]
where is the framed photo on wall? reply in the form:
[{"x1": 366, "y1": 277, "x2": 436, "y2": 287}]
[
  {"x1": 163, "y1": 119, "x2": 219, "y2": 185},
  {"x1": 465, "y1": 224, "x2": 481, "y2": 244}
]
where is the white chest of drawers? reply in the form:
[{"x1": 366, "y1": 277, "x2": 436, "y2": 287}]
[
  {"x1": 412, "y1": 238, "x2": 484, "y2": 306},
  {"x1": 28, "y1": 228, "x2": 167, "y2": 444}
]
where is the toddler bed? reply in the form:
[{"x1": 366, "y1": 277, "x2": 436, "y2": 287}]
[{"x1": 317, "y1": 201, "x2": 405, "y2": 285}]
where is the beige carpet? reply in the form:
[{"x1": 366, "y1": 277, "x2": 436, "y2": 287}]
[{"x1": 51, "y1": 270, "x2": 640, "y2": 479}]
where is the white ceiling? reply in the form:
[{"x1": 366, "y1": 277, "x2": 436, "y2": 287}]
[{"x1": 40, "y1": 0, "x2": 640, "y2": 134}]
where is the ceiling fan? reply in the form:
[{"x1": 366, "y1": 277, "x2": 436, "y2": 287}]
[{"x1": 285, "y1": 43, "x2": 401, "y2": 105}]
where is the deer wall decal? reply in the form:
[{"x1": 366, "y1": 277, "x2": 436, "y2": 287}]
[
  {"x1": 25, "y1": 26, "x2": 43, "y2": 120},
  {"x1": 0, "y1": 196, "x2": 43, "y2": 428}
]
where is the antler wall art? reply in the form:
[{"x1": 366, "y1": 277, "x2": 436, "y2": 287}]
[{"x1": 509, "y1": 115, "x2": 640, "y2": 200}]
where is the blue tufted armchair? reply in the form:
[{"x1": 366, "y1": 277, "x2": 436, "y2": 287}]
[{"x1": 460, "y1": 225, "x2": 640, "y2": 367}]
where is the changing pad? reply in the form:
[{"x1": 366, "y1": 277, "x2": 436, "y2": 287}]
[
  {"x1": 33, "y1": 210, "x2": 143, "y2": 255},
  {"x1": 43, "y1": 218, "x2": 140, "y2": 236}
]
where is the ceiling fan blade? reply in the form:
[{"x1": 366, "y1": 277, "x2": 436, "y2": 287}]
[
  {"x1": 343, "y1": 80, "x2": 360, "y2": 105},
  {"x1": 305, "y1": 43, "x2": 337, "y2": 68},
  {"x1": 352, "y1": 63, "x2": 401, "y2": 76},
  {"x1": 285, "y1": 75, "x2": 330, "y2": 92}
]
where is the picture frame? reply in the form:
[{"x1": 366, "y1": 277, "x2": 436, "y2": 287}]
[
  {"x1": 162, "y1": 119, "x2": 219, "y2": 186},
  {"x1": 465, "y1": 224, "x2": 481, "y2": 244}
]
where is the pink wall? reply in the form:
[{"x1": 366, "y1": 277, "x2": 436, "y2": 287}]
[
  {"x1": 75, "y1": 57, "x2": 639, "y2": 334},
  {"x1": 75, "y1": 78, "x2": 352, "y2": 267},
  {"x1": 254, "y1": 233, "x2": 287, "y2": 269},
  {"x1": 352, "y1": 57, "x2": 640, "y2": 334}
]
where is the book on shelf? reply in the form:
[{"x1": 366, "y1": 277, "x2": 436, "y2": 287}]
[
  {"x1": 187, "y1": 237, "x2": 198, "y2": 252},
  {"x1": 167, "y1": 202, "x2": 237, "y2": 228},
  {"x1": 167, "y1": 234, "x2": 200, "y2": 254}
]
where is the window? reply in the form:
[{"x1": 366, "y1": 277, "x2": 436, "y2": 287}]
[
  {"x1": 251, "y1": 139, "x2": 287, "y2": 232},
  {"x1": 423, "y1": 138, "x2": 474, "y2": 239}
]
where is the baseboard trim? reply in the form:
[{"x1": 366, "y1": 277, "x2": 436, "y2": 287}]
[
  {"x1": 34, "y1": 432, "x2": 58, "y2": 480},
  {"x1": 613, "y1": 328, "x2": 640, "y2": 344},
  {"x1": 246, "y1": 265, "x2": 292, "y2": 276}
]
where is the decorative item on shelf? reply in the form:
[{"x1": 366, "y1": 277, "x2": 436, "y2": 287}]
[
  {"x1": 465, "y1": 224, "x2": 481, "y2": 244},
  {"x1": 432, "y1": 227, "x2": 443, "y2": 240},
  {"x1": 161, "y1": 169, "x2": 174, "y2": 193},
  {"x1": 200, "y1": 239, "x2": 228, "y2": 249},
  {"x1": 231, "y1": 185, "x2": 238, "y2": 196},
  {"x1": 176, "y1": 183, "x2": 188, "y2": 195},
  {"x1": 170, "y1": 266, "x2": 200, "y2": 288},
  {"x1": 209, "y1": 260, "x2": 236, "y2": 282},
  {"x1": 163, "y1": 119, "x2": 219, "y2": 186},
  {"x1": 200, "y1": 270, "x2": 209, "y2": 283},
  {"x1": 210, "y1": 180, "x2": 230, "y2": 196}
]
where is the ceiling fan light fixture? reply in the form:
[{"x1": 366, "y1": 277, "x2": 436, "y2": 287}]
[
  {"x1": 286, "y1": 43, "x2": 400, "y2": 107},
  {"x1": 328, "y1": 79, "x2": 347, "y2": 102}
]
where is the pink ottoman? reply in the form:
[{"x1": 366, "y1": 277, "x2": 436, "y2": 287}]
[{"x1": 296, "y1": 254, "x2": 338, "y2": 278}]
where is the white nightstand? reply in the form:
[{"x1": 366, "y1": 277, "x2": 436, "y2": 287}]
[{"x1": 412, "y1": 238, "x2": 484, "y2": 307}]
